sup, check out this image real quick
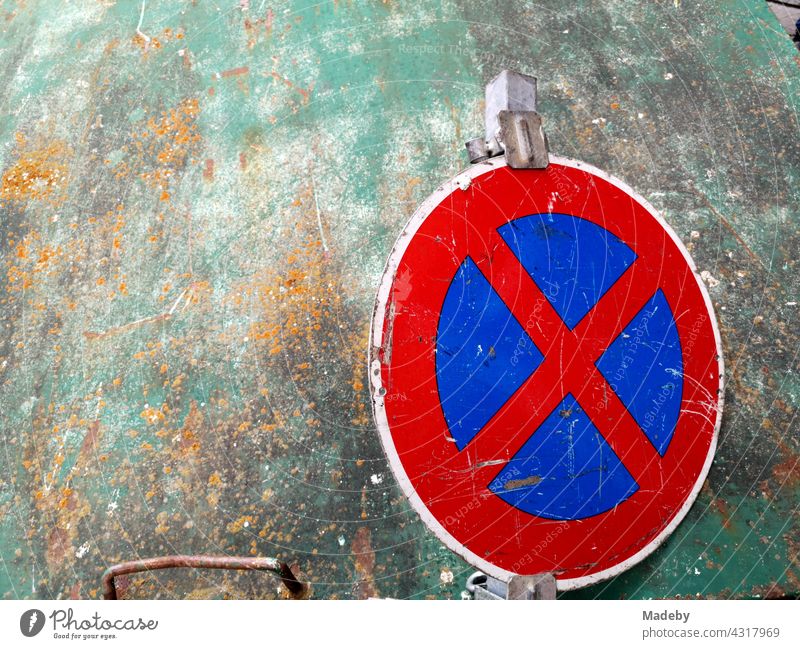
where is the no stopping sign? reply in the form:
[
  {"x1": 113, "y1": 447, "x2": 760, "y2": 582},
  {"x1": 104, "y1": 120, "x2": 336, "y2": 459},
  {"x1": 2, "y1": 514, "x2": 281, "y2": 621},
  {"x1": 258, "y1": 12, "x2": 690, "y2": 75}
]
[{"x1": 369, "y1": 157, "x2": 723, "y2": 589}]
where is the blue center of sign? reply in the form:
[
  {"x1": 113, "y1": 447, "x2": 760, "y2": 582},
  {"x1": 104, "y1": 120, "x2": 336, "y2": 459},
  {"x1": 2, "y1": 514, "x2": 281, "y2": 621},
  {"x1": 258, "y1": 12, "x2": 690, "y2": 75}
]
[{"x1": 435, "y1": 213, "x2": 684, "y2": 520}]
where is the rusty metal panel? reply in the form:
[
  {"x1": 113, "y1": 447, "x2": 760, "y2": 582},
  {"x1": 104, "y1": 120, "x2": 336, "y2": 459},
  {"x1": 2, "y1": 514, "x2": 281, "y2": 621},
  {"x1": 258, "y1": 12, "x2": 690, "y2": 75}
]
[{"x1": 0, "y1": 0, "x2": 798, "y2": 600}]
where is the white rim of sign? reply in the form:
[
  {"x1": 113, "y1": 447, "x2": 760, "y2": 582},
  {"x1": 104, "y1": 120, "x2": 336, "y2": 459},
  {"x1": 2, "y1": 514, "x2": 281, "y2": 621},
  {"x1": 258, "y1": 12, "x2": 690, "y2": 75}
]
[{"x1": 368, "y1": 155, "x2": 725, "y2": 591}]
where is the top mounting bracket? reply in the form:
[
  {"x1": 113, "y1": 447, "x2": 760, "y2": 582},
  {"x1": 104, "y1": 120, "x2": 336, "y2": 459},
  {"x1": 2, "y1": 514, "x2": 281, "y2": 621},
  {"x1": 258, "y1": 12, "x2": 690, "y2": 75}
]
[{"x1": 465, "y1": 70, "x2": 549, "y2": 169}]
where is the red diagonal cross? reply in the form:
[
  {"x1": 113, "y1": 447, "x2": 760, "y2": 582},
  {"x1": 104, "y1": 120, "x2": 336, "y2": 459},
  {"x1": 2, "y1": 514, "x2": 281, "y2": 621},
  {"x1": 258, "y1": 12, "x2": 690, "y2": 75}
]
[{"x1": 452, "y1": 229, "x2": 673, "y2": 493}]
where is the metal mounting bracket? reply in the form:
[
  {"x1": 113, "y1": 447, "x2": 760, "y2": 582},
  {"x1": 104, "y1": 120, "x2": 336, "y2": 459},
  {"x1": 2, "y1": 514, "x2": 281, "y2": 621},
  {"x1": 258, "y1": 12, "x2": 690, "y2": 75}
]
[
  {"x1": 466, "y1": 571, "x2": 557, "y2": 600},
  {"x1": 465, "y1": 70, "x2": 549, "y2": 169}
]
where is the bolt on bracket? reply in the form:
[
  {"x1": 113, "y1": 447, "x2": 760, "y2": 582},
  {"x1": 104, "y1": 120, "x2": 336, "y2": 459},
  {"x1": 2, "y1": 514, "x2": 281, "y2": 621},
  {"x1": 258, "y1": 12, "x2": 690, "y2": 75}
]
[
  {"x1": 465, "y1": 70, "x2": 549, "y2": 169},
  {"x1": 466, "y1": 571, "x2": 557, "y2": 600}
]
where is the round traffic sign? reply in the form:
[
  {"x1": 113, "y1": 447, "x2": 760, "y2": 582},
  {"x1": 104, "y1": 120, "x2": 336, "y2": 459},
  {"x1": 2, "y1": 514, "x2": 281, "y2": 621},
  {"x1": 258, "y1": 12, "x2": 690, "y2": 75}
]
[{"x1": 369, "y1": 157, "x2": 723, "y2": 590}]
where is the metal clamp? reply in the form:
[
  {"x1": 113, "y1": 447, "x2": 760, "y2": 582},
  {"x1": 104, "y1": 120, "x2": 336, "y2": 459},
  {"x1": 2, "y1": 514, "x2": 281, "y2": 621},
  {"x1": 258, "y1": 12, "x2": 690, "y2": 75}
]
[
  {"x1": 101, "y1": 555, "x2": 306, "y2": 600},
  {"x1": 466, "y1": 571, "x2": 557, "y2": 600},
  {"x1": 465, "y1": 70, "x2": 549, "y2": 169}
]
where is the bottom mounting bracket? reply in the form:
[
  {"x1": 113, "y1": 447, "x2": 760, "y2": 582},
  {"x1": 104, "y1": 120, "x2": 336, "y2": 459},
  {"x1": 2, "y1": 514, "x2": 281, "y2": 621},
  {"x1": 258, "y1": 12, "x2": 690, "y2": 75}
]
[{"x1": 466, "y1": 572, "x2": 557, "y2": 600}]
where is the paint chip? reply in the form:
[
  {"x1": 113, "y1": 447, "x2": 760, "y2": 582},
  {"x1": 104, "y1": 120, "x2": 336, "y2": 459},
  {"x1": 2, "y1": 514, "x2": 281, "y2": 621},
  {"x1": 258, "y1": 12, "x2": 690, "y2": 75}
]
[{"x1": 700, "y1": 270, "x2": 720, "y2": 288}]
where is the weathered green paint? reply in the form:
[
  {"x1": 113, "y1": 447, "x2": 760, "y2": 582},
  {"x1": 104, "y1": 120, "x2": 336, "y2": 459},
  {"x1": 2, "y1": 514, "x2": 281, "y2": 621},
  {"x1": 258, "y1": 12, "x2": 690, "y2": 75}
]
[{"x1": 0, "y1": 0, "x2": 798, "y2": 600}]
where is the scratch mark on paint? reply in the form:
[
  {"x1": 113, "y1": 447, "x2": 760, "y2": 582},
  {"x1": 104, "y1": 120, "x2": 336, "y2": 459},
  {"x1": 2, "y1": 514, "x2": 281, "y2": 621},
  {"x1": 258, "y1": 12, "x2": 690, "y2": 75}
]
[
  {"x1": 310, "y1": 170, "x2": 329, "y2": 252},
  {"x1": 475, "y1": 459, "x2": 505, "y2": 468},
  {"x1": 504, "y1": 475, "x2": 542, "y2": 490},
  {"x1": 84, "y1": 312, "x2": 171, "y2": 340},
  {"x1": 687, "y1": 185, "x2": 765, "y2": 269},
  {"x1": 84, "y1": 287, "x2": 191, "y2": 340}
]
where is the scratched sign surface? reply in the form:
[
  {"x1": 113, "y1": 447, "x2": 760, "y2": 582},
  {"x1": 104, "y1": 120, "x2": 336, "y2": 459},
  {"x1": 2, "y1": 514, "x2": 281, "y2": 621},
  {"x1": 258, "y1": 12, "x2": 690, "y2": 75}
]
[{"x1": 370, "y1": 158, "x2": 723, "y2": 588}]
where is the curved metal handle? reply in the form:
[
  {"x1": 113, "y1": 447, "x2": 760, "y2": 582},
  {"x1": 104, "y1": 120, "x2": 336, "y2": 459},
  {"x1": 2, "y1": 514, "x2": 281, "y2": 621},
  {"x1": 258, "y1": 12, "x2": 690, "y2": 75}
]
[{"x1": 101, "y1": 555, "x2": 306, "y2": 600}]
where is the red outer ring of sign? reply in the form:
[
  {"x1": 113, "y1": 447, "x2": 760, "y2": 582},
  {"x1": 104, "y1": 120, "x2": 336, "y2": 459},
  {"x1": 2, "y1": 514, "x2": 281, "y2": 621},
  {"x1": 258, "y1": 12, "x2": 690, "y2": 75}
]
[{"x1": 369, "y1": 157, "x2": 723, "y2": 590}]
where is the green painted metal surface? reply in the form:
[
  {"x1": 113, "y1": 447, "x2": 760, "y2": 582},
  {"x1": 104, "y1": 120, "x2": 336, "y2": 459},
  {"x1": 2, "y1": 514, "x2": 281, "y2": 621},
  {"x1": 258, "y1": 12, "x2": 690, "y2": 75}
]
[{"x1": 0, "y1": 0, "x2": 798, "y2": 600}]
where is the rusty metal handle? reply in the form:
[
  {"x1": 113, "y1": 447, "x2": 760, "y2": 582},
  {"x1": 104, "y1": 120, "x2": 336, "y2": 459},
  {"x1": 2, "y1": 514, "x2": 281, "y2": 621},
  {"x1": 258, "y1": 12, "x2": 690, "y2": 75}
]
[{"x1": 101, "y1": 555, "x2": 306, "y2": 600}]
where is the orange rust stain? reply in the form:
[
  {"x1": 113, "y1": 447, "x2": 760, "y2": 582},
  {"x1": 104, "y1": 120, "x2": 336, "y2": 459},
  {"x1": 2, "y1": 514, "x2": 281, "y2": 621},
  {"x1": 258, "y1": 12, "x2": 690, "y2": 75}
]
[
  {"x1": 772, "y1": 452, "x2": 800, "y2": 487},
  {"x1": 711, "y1": 498, "x2": 733, "y2": 529},
  {"x1": 244, "y1": 9, "x2": 274, "y2": 49},
  {"x1": 245, "y1": 238, "x2": 339, "y2": 349},
  {"x1": 140, "y1": 404, "x2": 167, "y2": 425},
  {"x1": 224, "y1": 202, "x2": 371, "y2": 473},
  {"x1": 351, "y1": 527, "x2": 379, "y2": 599},
  {"x1": 219, "y1": 66, "x2": 249, "y2": 79},
  {"x1": 132, "y1": 32, "x2": 162, "y2": 52},
  {"x1": 178, "y1": 400, "x2": 203, "y2": 454},
  {"x1": 46, "y1": 527, "x2": 71, "y2": 571},
  {"x1": 395, "y1": 175, "x2": 422, "y2": 207},
  {"x1": 5, "y1": 229, "x2": 81, "y2": 295},
  {"x1": 79, "y1": 420, "x2": 102, "y2": 461},
  {"x1": 228, "y1": 515, "x2": 256, "y2": 534},
  {"x1": 270, "y1": 70, "x2": 313, "y2": 104},
  {"x1": 117, "y1": 98, "x2": 202, "y2": 196},
  {"x1": 131, "y1": 27, "x2": 185, "y2": 56},
  {"x1": 0, "y1": 133, "x2": 71, "y2": 207}
]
